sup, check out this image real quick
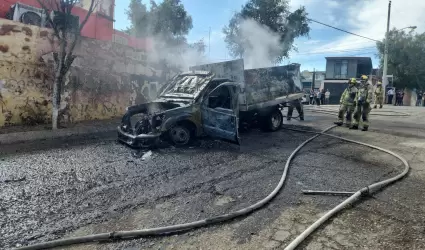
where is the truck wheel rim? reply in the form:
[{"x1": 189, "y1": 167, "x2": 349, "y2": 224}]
[
  {"x1": 271, "y1": 113, "x2": 282, "y2": 128},
  {"x1": 171, "y1": 127, "x2": 189, "y2": 145}
]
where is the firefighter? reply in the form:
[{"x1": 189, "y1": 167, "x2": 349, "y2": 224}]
[
  {"x1": 287, "y1": 98, "x2": 304, "y2": 121},
  {"x1": 334, "y1": 78, "x2": 358, "y2": 127},
  {"x1": 374, "y1": 81, "x2": 384, "y2": 109},
  {"x1": 351, "y1": 75, "x2": 373, "y2": 131}
]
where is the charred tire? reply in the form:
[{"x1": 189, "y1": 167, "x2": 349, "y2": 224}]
[
  {"x1": 168, "y1": 121, "x2": 195, "y2": 147},
  {"x1": 261, "y1": 109, "x2": 283, "y2": 132}
]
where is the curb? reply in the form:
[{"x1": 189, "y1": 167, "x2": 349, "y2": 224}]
[{"x1": 0, "y1": 126, "x2": 118, "y2": 146}]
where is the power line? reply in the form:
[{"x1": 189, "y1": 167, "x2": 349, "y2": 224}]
[
  {"x1": 293, "y1": 47, "x2": 377, "y2": 56},
  {"x1": 208, "y1": 49, "x2": 377, "y2": 62},
  {"x1": 305, "y1": 17, "x2": 380, "y2": 42}
]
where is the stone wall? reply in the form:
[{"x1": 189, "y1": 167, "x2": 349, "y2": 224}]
[{"x1": 0, "y1": 19, "x2": 175, "y2": 127}]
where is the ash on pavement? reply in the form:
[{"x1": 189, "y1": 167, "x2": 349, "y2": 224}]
[{"x1": 2, "y1": 110, "x2": 425, "y2": 250}]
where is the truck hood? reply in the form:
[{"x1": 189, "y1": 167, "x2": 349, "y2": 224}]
[
  {"x1": 157, "y1": 71, "x2": 215, "y2": 100},
  {"x1": 122, "y1": 101, "x2": 187, "y2": 129}
]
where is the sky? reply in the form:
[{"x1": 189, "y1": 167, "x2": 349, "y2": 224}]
[{"x1": 113, "y1": 0, "x2": 425, "y2": 72}]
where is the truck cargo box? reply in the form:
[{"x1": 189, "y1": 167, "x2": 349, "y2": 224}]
[
  {"x1": 244, "y1": 64, "x2": 303, "y2": 108},
  {"x1": 189, "y1": 60, "x2": 303, "y2": 111}
]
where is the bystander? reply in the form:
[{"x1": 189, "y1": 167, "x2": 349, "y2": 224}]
[
  {"x1": 416, "y1": 90, "x2": 423, "y2": 106},
  {"x1": 320, "y1": 89, "x2": 326, "y2": 105},
  {"x1": 309, "y1": 90, "x2": 315, "y2": 105},
  {"x1": 387, "y1": 88, "x2": 394, "y2": 104},
  {"x1": 325, "y1": 89, "x2": 330, "y2": 104},
  {"x1": 316, "y1": 90, "x2": 321, "y2": 106}
]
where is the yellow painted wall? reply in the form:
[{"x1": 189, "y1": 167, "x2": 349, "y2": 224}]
[
  {"x1": 0, "y1": 20, "x2": 53, "y2": 126},
  {"x1": 0, "y1": 19, "x2": 176, "y2": 127}
]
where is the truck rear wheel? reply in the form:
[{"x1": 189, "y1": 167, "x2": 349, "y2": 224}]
[{"x1": 261, "y1": 109, "x2": 283, "y2": 132}]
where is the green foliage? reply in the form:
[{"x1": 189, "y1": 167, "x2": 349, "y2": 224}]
[
  {"x1": 188, "y1": 39, "x2": 206, "y2": 54},
  {"x1": 223, "y1": 0, "x2": 310, "y2": 64},
  {"x1": 376, "y1": 29, "x2": 425, "y2": 89},
  {"x1": 126, "y1": 0, "x2": 193, "y2": 44}
]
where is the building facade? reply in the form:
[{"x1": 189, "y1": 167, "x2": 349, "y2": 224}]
[
  {"x1": 322, "y1": 57, "x2": 373, "y2": 104},
  {"x1": 301, "y1": 70, "x2": 325, "y2": 91}
]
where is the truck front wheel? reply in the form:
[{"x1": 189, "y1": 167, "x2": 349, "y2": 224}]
[
  {"x1": 261, "y1": 109, "x2": 283, "y2": 132},
  {"x1": 168, "y1": 121, "x2": 196, "y2": 147}
]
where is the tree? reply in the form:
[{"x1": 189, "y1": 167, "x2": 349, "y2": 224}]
[
  {"x1": 126, "y1": 0, "x2": 206, "y2": 69},
  {"x1": 223, "y1": 0, "x2": 310, "y2": 64},
  {"x1": 126, "y1": 0, "x2": 193, "y2": 44},
  {"x1": 376, "y1": 29, "x2": 425, "y2": 90},
  {"x1": 37, "y1": 0, "x2": 97, "y2": 129},
  {"x1": 189, "y1": 39, "x2": 206, "y2": 55}
]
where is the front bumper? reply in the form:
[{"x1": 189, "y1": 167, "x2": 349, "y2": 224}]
[{"x1": 117, "y1": 125, "x2": 161, "y2": 147}]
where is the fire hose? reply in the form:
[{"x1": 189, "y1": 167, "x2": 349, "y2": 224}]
[{"x1": 16, "y1": 124, "x2": 409, "y2": 250}]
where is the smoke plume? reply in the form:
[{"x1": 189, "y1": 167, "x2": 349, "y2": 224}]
[
  {"x1": 237, "y1": 19, "x2": 282, "y2": 69},
  {"x1": 145, "y1": 35, "x2": 207, "y2": 72}
]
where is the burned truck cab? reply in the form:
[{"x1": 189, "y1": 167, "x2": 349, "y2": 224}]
[{"x1": 117, "y1": 71, "x2": 241, "y2": 148}]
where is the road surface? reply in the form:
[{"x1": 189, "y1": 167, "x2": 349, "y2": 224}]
[{"x1": 2, "y1": 106, "x2": 425, "y2": 249}]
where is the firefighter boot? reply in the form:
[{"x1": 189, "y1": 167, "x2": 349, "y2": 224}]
[
  {"x1": 334, "y1": 121, "x2": 343, "y2": 126},
  {"x1": 379, "y1": 105, "x2": 383, "y2": 109},
  {"x1": 373, "y1": 105, "x2": 377, "y2": 108},
  {"x1": 350, "y1": 125, "x2": 359, "y2": 130},
  {"x1": 362, "y1": 126, "x2": 369, "y2": 131}
]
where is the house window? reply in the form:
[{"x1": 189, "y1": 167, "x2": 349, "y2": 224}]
[{"x1": 334, "y1": 60, "x2": 348, "y2": 79}]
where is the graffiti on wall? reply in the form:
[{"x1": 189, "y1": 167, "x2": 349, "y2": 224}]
[
  {"x1": 0, "y1": 60, "x2": 52, "y2": 126},
  {"x1": 0, "y1": 20, "x2": 54, "y2": 126},
  {"x1": 0, "y1": 19, "x2": 177, "y2": 127}
]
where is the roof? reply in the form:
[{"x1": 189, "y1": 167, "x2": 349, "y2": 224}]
[
  {"x1": 325, "y1": 57, "x2": 372, "y2": 64},
  {"x1": 325, "y1": 57, "x2": 371, "y2": 60}
]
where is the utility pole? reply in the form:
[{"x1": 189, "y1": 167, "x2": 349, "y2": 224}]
[
  {"x1": 312, "y1": 69, "x2": 316, "y2": 91},
  {"x1": 382, "y1": 1, "x2": 391, "y2": 89},
  {"x1": 209, "y1": 27, "x2": 211, "y2": 58}
]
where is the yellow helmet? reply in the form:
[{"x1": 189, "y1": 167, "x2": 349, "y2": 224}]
[
  {"x1": 377, "y1": 81, "x2": 382, "y2": 85},
  {"x1": 349, "y1": 78, "x2": 357, "y2": 84},
  {"x1": 361, "y1": 75, "x2": 368, "y2": 80}
]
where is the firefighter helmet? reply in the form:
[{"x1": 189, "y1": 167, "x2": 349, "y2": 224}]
[
  {"x1": 377, "y1": 81, "x2": 382, "y2": 85},
  {"x1": 361, "y1": 75, "x2": 368, "y2": 81},
  {"x1": 349, "y1": 78, "x2": 357, "y2": 85}
]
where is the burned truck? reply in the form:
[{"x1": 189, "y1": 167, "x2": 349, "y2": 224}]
[{"x1": 117, "y1": 59, "x2": 304, "y2": 147}]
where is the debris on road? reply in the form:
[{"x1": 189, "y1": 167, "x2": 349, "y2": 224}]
[
  {"x1": 3, "y1": 176, "x2": 26, "y2": 183},
  {"x1": 142, "y1": 150, "x2": 153, "y2": 161}
]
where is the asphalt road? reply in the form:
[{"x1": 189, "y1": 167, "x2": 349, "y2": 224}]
[{"x1": 2, "y1": 108, "x2": 425, "y2": 249}]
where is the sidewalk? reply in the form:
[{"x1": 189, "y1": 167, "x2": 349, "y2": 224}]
[{"x1": 0, "y1": 118, "x2": 120, "y2": 146}]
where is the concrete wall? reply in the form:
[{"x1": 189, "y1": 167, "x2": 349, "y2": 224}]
[{"x1": 0, "y1": 19, "x2": 175, "y2": 127}]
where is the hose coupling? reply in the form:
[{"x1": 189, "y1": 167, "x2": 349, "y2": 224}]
[
  {"x1": 109, "y1": 231, "x2": 120, "y2": 240},
  {"x1": 360, "y1": 187, "x2": 370, "y2": 197}
]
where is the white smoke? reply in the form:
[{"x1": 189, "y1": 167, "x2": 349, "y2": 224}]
[
  {"x1": 238, "y1": 19, "x2": 282, "y2": 69},
  {"x1": 146, "y1": 35, "x2": 207, "y2": 71}
]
